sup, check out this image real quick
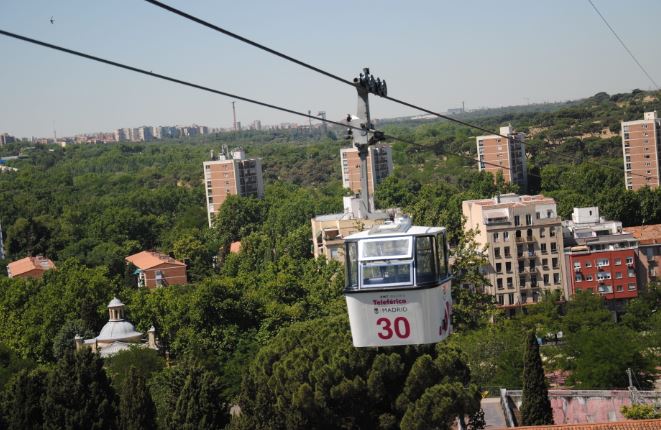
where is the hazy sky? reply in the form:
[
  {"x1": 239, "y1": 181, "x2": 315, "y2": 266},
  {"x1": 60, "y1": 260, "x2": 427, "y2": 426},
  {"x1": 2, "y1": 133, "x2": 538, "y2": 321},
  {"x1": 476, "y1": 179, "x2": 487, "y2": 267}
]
[{"x1": 1, "y1": 0, "x2": 661, "y2": 137}]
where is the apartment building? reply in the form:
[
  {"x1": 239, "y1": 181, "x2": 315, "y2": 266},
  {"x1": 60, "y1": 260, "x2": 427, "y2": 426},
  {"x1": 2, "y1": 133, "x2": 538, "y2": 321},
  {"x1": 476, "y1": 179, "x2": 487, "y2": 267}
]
[
  {"x1": 563, "y1": 207, "x2": 639, "y2": 302},
  {"x1": 311, "y1": 196, "x2": 392, "y2": 262},
  {"x1": 341, "y1": 145, "x2": 393, "y2": 206},
  {"x1": 462, "y1": 194, "x2": 565, "y2": 307},
  {"x1": 476, "y1": 125, "x2": 527, "y2": 190},
  {"x1": 623, "y1": 223, "x2": 661, "y2": 290},
  {"x1": 203, "y1": 148, "x2": 264, "y2": 227},
  {"x1": 622, "y1": 111, "x2": 661, "y2": 190}
]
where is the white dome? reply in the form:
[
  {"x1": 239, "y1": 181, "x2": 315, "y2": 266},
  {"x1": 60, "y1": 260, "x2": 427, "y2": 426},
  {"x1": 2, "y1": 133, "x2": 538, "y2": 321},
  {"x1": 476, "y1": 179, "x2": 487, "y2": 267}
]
[{"x1": 96, "y1": 320, "x2": 143, "y2": 342}]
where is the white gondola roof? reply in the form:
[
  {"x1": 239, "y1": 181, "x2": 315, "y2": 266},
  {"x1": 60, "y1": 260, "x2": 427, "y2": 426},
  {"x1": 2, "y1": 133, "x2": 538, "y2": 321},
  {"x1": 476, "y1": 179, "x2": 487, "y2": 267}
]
[{"x1": 346, "y1": 224, "x2": 443, "y2": 240}]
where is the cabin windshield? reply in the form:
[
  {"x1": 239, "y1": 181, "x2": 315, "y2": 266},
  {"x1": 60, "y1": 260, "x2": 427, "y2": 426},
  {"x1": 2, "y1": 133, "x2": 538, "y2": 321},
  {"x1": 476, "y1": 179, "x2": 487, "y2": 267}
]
[
  {"x1": 360, "y1": 237, "x2": 412, "y2": 260},
  {"x1": 361, "y1": 261, "x2": 413, "y2": 287}
]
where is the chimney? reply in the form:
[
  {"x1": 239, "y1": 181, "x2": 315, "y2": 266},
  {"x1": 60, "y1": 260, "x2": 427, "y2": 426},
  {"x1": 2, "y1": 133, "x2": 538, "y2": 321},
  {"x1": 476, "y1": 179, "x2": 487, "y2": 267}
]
[
  {"x1": 148, "y1": 326, "x2": 157, "y2": 349},
  {"x1": 74, "y1": 334, "x2": 83, "y2": 351}
]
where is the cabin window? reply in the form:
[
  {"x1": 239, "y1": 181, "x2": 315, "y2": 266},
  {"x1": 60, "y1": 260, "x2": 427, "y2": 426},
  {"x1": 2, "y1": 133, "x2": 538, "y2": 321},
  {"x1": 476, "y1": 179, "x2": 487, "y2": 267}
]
[
  {"x1": 436, "y1": 233, "x2": 448, "y2": 277},
  {"x1": 361, "y1": 261, "x2": 412, "y2": 287},
  {"x1": 415, "y1": 236, "x2": 436, "y2": 284},
  {"x1": 360, "y1": 237, "x2": 412, "y2": 260},
  {"x1": 345, "y1": 242, "x2": 358, "y2": 289}
]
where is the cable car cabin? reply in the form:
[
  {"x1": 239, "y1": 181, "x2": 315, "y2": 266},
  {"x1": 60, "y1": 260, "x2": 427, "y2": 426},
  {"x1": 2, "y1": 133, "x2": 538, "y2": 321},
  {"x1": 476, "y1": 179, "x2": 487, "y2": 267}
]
[{"x1": 344, "y1": 217, "x2": 452, "y2": 347}]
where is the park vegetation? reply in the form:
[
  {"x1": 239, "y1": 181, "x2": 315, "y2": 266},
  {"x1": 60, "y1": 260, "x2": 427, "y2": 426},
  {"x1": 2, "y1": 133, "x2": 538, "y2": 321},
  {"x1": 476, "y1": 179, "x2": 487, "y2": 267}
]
[{"x1": 0, "y1": 89, "x2": 660, "y2": 428}]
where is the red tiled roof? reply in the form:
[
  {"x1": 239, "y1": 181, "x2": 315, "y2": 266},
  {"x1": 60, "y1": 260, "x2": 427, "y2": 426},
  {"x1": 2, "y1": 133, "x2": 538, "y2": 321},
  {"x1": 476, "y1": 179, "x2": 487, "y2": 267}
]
[
  {"x1": 514, "y1": 419, "x2": 661, "y2": 430},
  {"x1": 7, "y1": 256, "x2": 55, "y2": 277},
  {"x1": 229, "y1": 241, "x2": 241, "y2": 254},
  {"x1": 623, "y1": 224, "x2": 661, "y2": 245},
  {"x1": 125, "y1": 251, "x2": 185, "y2": 269}
]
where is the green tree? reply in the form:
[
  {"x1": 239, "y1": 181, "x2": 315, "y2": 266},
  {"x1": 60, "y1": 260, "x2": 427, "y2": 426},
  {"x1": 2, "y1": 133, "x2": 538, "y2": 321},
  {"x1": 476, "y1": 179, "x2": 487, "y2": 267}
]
[
  {"x1": 0, "y1": 343, "x2": 34, "y2": 389},
  {"x1": 621, "y1": 404, "x2": 661, "y2": 420},
  {"x1": 520, "y1": 331, "x2": 553, "y2": 426},
  {"x1": 451, "y1": 320, "x2": 526, "y2": 390},
  {"x1": 451, "y1": 228, "x2": 490, "y2": 292},
  {"x1": 564, "y1": 325, "x2": 655, "y2": 389},
  {"x1": 43, "y1": 348, "x2": 117, "y2": 430},
  {"x1": 52, "y1": 319, "x2": 96, "y2": 360},
  {"x1": 170, "y1": 366, "x2": 227, "y2": 430},
  {"x1": 0, "y1": 368, "x2": 48, "y2": 430},
  {"x1": 119, "y1": 366, "x2": 156, "y2": 430},
  {"x1": 105, "y1": 347, "x2": 164, "y2": 393},
  {"x1": 236, "y1": 316, "x2": 479, "y2": 430}
]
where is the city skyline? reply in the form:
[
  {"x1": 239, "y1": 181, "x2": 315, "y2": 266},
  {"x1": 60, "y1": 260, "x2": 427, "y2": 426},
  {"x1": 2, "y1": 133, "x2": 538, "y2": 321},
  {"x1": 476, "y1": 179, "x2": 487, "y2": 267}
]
[{"x1": 2, "y1": 1, "x2": 661, "y2": 137}]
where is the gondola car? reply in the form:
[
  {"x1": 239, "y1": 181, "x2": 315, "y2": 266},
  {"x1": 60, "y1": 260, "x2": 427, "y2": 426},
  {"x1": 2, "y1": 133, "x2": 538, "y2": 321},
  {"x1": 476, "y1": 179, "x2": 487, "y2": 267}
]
[{"x1": 344, "y1": 216, "x2": 452, "y2": 347}]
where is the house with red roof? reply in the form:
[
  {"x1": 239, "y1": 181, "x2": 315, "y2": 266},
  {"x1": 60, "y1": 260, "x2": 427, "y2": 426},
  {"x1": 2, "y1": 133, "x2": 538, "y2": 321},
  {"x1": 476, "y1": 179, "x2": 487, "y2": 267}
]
[
  {"x1": 125, "y1": 250, "x2": 187, "y2": 289},
  {"x1": 7, "y1": 255, "x2": 55, "y2": 279}
]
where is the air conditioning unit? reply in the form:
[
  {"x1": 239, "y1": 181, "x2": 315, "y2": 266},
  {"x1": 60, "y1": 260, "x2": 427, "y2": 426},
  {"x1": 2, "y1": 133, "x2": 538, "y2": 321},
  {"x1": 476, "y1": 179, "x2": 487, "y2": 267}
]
[{"x1": 574, "y1": 266, "x2": 581, "y2": 272}]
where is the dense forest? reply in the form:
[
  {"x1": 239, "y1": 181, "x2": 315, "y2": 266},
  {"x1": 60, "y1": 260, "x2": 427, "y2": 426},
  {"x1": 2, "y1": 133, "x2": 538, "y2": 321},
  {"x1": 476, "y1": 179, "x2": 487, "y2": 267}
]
[{"x1": 0, "y1": 89, "x2": 660, "y2": 429}]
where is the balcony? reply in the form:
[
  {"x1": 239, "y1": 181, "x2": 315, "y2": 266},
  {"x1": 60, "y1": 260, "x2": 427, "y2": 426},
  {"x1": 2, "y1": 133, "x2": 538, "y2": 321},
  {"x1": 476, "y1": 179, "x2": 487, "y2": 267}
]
[
  {"x1": 516, "y1": 236, "x2": 535, "y2": 243},
  {"x1": 485, "y1": 217, "x2": 510, "y2": 226}
]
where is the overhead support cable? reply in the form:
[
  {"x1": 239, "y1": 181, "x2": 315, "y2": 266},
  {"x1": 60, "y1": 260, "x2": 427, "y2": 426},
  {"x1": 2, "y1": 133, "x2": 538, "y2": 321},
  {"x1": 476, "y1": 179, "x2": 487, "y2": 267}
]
[
  {"x1": 0, "y1": 29, "x2": 360, "y2": 133},
  {"x1": 587, "y1": 0, "x2": 659, "y2": 90},
  {"x1": 143, "y1": 0, "x2": 511, "y2": 139},
  {"x1": 1, "y1": 28, "x2": 653, "y2": 182}
]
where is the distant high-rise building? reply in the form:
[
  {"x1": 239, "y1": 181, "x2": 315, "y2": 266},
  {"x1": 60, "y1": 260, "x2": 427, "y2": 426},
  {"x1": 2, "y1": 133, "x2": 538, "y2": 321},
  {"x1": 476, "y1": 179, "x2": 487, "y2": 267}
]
[
  {"x1": 0, "y1": 133, "x2": 16, "y2": 146},
  {"x1": 476, "y1": 125, "x2": 527, "y2": 190},
  {"x1": 622, "y1": 111, "x2": 661, "y2": 190},
  {"x1": 340, "y1": 145, "x2": 393, "y2": 208},
  {"x1": 136, "y1": 126, "x2": 154, "y2": 142},
  {"x1": 203, "y1": 148, "x2": 264, "y2": 227},
  {"x1": 114, "y1": 128, "x2": 130, "y2": 142}
]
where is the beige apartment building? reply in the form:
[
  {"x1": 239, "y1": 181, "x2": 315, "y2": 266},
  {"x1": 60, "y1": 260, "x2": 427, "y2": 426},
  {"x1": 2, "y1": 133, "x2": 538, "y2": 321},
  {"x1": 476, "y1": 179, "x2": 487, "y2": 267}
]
[
  {"x1": 462, "y1": 194, "x2": 566, "y2": 308},
  {"x1": 476, "y1": 125, "x2": 527, "y2": 190},
  {"x1": 311, "y1": 196, "x2": 392, "y2": 262},
  {"x1": 341, "y1": 145, "x2": 393, "y2": 199},
  {"x1": 622, "y1": 111, "x2": 661, "y2": 190},
  {"x1": 203, "y1": 148, "x2": 264, "y2": 227}
]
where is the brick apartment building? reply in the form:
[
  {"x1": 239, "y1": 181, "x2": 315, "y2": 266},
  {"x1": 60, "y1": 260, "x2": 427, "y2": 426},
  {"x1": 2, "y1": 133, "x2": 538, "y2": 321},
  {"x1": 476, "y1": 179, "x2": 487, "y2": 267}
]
[
  {"x1": 7, "y1": 255, "x2": 55, "y2": 279},
  {"x1": 563, "y1": 207, "x2": 639, "y2": 302},
  {"x1": 203, "y1": 147, "x2": 264, "y2": 227},
  {"x1": 622, "y1": 111, "x2": 661, "y2": 190},
  {"x1": 340, "y1": 145, "x2": 393, "y2": 209},
  {"x1": 125, "y1": 251, "x2": 187, "y2": 289},
  {"x1": 476, "y1": 125, "x2": 527, "y2": 190},
  {"x1": 462, "y1": 194, "x2": 566, "y2": 308},
  {"x1": 623, "y1": 223, "x2": 661, "y2": 289}
]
